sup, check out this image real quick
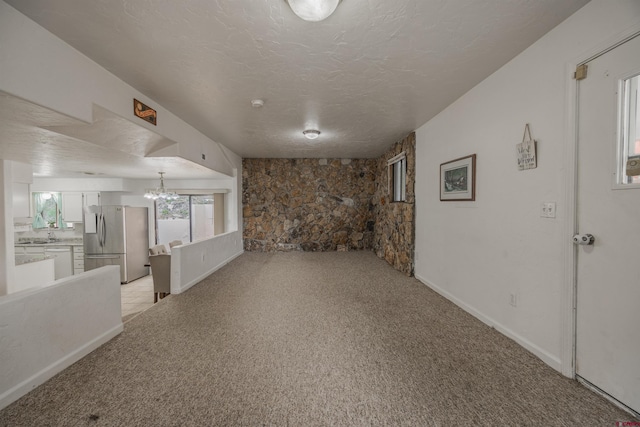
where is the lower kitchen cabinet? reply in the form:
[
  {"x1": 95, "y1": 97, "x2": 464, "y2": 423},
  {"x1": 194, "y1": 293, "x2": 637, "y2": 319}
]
[
  {"x1": 16, "y1": 245, "x2": 75, "y2": 280},
  {"x1": 73, "y1": 247, "x2": 84, "y2": 275},
  {"x1": 24, "y1": 246, "x2": 45, "y2": 255},
  {"x1": 44, "y1": 247, "x2": 73, "y2": 280}
]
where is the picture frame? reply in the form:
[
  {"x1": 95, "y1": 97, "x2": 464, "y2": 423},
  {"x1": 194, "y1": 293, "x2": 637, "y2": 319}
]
[
  {"x1": 133, "y1": 98, "x2": 157, "y2": 126},
  {"x1": 440, "y1": 154, "x2": 476, "y2": 201}
]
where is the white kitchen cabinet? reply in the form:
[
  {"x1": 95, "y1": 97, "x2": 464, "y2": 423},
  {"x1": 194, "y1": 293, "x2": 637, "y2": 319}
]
[
  {"x1": 61, "y1": 192, "x2": 100, "y2": 222},
  {"x1": 84, "y1": 192, "x2": 100, "y2": 207},
  {"x1": 25, "y1": 246, "x2": 45, "y2": 255},
  {"x1": 62, "y1": 193, "x2": 83, "y2": 222},
  {"x1": 11, "y1": 161, "x2": 32, "y2": 219},
  {"x1": 73, "y1": 247, "x2": 84, "y2": 275},
  {"x1": 12, "y1": 182, "x2": 31, "y2": 218}
]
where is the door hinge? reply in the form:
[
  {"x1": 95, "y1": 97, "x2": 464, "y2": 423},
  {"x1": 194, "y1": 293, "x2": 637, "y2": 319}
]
[{"x1": 574, "y1": 64, "x2": 588, "y2": 80}]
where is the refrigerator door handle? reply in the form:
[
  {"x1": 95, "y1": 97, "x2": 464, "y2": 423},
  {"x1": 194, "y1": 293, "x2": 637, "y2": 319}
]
[
  {"x1": 96, "y1": 213, "x2": 102, "y2": 247},
  {"x1": 99, "y1": 213, "x2": 106, "y2": 247},
  {"x1": 102, "y1": 214, "x2": 106, "y2": 246}
]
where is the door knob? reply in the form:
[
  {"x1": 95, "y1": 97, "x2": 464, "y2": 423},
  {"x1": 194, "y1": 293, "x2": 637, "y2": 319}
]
[{"x1": 573, "y1": 234, "x2": 595, "y2": 245}]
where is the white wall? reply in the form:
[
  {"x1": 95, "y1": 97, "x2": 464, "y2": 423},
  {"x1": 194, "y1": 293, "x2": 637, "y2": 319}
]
[
  {"x1": 0, "y1": 162, "x2": 14, "y2": 295},
  {"x1": 414, "y1": 0, "x2": 640, "y2": 374},
  {"x1": 0, "y1": 266, "x2": 122, "y2": 410},
  {"x1": 170, "y1": 231, "x2": 244, "y2": 295},
  {"x1": 168, "y1": 146, "x2": 244, "y2": 294},
  {"x1": 32, "y1": 178, "x2": 127, "y2": 193}
]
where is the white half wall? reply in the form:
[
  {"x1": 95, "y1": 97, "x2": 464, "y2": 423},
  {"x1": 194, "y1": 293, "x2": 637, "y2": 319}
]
[
  {"x1": 414, "y1": 0, "x2": 640, "y2": 374},
  {"x1": 0, "y1": 266, "x2": 123, "y2": 410},
  {"x1": 170, "y1": 231, "x2": 244, "y2": 294}
]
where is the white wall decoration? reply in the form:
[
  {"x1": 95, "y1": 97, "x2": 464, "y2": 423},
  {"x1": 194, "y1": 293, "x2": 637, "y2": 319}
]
[{"x1": 517, "y1": 124, "x2": 537, "y2": 171}]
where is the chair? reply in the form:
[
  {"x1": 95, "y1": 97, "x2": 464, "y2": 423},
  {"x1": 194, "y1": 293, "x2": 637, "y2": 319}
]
[
  {"x1": 148, "y1": 244, "x2": 171, "y2": 303},
  {"x1": 168, "y1": 240, "x2": 183, "y2": 249}
]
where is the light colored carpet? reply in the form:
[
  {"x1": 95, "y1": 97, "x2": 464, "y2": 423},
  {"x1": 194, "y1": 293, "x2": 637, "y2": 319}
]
[{"x1": 0, "y1": 251, "x2": 635, "y2": 426}]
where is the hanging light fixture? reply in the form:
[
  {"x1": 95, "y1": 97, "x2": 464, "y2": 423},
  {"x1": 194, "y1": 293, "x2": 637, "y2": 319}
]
[
  {"x1": 286, "y1": 0, "x2": 342, "y2": 22},
  {"x1": 144, "y1": 172, "x2": 179, "y2": 200},
  {"x1": 303, "y1": 129, "x2": 321, "y2": 139}
]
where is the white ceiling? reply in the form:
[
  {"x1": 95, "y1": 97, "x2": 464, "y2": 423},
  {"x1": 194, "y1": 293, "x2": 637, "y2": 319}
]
[{"x1": 2, "y1": 0, "x2": 589, "y2": 177}]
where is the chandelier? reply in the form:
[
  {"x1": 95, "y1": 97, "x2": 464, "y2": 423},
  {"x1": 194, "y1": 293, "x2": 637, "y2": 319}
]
[
  {"x1": 286, "y1": 0, "x2": 342, "y2": 22},
  {"x1": 144, "y1": 172, "x2": 179, "y2": 200}
]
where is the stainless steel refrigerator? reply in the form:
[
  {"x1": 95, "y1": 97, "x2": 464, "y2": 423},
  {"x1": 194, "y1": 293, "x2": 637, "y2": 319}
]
[{"x1": 83, "y1": 205, "x2": 149, "y2": 283}]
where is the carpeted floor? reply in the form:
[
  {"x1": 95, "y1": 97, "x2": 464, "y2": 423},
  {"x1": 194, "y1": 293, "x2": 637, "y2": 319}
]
[{"x1": 0, "y1": 251, "x2": 635, "y2": 426}]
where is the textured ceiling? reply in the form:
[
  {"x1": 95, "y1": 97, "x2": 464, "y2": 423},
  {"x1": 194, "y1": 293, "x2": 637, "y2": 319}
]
[{"x1": 2, "y1": 0, "x2": 589, "y2": 173}]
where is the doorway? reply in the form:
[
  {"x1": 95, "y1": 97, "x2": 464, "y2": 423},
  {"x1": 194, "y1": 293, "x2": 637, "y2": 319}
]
[{"x1": 575, "y1": 33, "x2": 640, "y2": 415}]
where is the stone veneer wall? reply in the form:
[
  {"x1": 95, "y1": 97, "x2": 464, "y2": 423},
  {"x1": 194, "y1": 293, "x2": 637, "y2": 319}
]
[
  {"x1": 242, "y1": 158, "x2": 376, "y2": 252},
  {"x1": 372, "y1": 132, "x2": 416, "y2": 276},
  {"x1": 242, "y1": 133, "x2": 415, "y2": 276}
]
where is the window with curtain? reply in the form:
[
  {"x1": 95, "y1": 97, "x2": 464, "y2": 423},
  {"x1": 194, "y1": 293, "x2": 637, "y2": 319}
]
[{"x1": 32, "y1": 192, "x2": 65, "y2": 229}]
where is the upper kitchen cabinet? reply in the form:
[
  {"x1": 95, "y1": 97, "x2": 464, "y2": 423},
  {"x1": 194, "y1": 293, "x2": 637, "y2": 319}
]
[
  {"x1": 84, "y1": 192, "x2": 100, "y2": 207},
  {"x1": 12, "y1": 183, "x2": 31, "y2": 218},
  {"x1": 11, "y1": 161, "x2": 33, "y2": 219},
  {"x1": 61, "y1": 193, "x2": 82, "y2": 222},
  {"x1": 61, "y1": 192, "x2": 100, "y2": 222}
]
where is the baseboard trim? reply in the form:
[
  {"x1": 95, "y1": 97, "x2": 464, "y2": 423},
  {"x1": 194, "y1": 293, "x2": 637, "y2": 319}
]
[
  {"x1": 176, "y1": 250, "x2": 244, "y2": 294},
  {"x1": 577, "y1": 375, "x2": 640, "y2": 419},
  {"x1": 0, "y1": 323, "x2": 123, "y2": 411},
  {"x1": 414, "y1": 273, "x2": 562, "y2": 372}
]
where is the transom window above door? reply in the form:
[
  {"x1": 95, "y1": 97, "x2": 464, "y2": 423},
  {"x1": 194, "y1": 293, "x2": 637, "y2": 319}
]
[{"x1": 618, "y1": 73, "x2": 640, "y2": 186}]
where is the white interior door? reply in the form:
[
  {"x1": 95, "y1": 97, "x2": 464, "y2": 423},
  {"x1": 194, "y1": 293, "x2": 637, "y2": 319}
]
[{"x1": 576, "y1": 34, "x2": 640, "y2": 415}]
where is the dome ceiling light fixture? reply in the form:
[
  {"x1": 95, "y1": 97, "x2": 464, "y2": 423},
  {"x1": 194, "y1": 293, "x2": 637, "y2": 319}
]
[
  {"x1": 286, "y1": 0, "x2": 342, "y2": 22},
  {"x1": 144, "y1": 172, "x2": 179, "y2": 200},
  {"x1": 303, "y1": 129, "x2": 321, "y2": 140}
]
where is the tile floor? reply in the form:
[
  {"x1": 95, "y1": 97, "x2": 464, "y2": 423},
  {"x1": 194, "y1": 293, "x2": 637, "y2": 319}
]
[{"x1": 120, "y1": 274, "x2": 155, "y2": 322}]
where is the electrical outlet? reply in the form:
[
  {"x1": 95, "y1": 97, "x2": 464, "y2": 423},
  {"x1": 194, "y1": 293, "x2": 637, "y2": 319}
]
[
  {"x1": 541, "y1": 202, "x2": 556, "y2": 218},
  {"x1": 509, "y1": 293, "x2": 518, "y2": 307},
  {"x1": 201, "y1": 254, "x2": 205, "y2": 262}
]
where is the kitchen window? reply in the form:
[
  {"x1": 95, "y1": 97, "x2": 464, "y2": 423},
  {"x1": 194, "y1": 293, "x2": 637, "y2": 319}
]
[{"x1": 32, "y1": 192, "x2": 64, "y2": 229}]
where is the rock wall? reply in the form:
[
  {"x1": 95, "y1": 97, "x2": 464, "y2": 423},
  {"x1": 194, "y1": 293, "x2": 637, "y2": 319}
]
[
  {"x1": 242, "y1": 133, "x2": 415, "y2": 276},
  {"x1": 242, "y1": 158, "x2": 376, "y2": 252},
  {"x1": 372, "y1": 133, "x2": 416, "y2": 276}
]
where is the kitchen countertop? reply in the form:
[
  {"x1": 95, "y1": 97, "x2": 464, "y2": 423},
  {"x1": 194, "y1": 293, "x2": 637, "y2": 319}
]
[
  {"x1": 15, "y1": 238, "x2": 83, "y2": 247},
  {"x1": 15, "y1": 254, "x2": 55, "y2": 266}
]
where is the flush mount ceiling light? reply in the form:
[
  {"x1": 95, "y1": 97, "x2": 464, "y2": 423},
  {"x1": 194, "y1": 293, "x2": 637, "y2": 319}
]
[
  {"x1": 303, "y1": 129, "x2": 321, "y2": 140},
  {"x1": 144, "y1": 172, "x2": 179, "y2": 200},
  {"x1": 286, "y1": 0, "x2": 342, "y2": 22},
  {"x1": 251, "y1": 99, "x2": 264, "y2": 108}
]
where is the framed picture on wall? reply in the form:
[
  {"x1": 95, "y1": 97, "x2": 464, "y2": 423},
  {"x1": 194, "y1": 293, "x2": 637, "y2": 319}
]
[{"x1": 440, "y1": 154, "x2": 476, "y2": 201}]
